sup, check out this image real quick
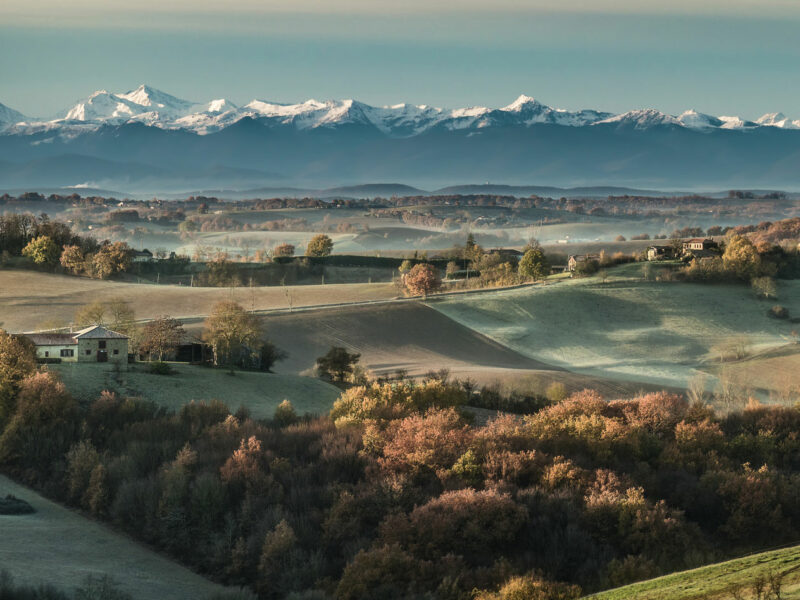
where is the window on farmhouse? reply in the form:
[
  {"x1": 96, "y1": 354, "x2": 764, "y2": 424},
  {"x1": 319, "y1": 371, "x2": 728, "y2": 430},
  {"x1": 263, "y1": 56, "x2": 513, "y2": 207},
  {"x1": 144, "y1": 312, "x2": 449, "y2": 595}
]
[
  {"x1": 60, "y1": 349, "x2": 74, "y2": 357},
  {"x1": 86, "y1": 349, "x2": 91, "y2": 355},
  {"x1": 99, "y1": 340, "x2": 107, "y2": 349}
]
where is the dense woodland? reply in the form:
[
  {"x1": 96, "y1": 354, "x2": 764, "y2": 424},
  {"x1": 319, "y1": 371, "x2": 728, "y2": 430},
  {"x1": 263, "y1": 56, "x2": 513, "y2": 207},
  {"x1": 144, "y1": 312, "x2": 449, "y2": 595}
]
[{"x1": 1, "y1": 330, "x2": 800, "y2": 599}]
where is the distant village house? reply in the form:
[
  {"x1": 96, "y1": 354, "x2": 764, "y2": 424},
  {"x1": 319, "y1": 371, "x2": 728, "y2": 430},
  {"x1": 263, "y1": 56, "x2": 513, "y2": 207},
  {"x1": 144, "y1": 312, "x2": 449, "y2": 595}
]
[
  {"x1": 646, "y1": 245, "x2": 675, "y2": 261},
  {"x1": 24, "y1": 325, "x2": 129, "y2": 364},
  {"x1": 132, "y1": 249, "x2": 154, "y2": 262},
  {"x1": 567, "y1": 254, "x2": 600, "y2": 272},
  {"x1": 682, "y1": 238, "x2": 717, "y2": 252}
]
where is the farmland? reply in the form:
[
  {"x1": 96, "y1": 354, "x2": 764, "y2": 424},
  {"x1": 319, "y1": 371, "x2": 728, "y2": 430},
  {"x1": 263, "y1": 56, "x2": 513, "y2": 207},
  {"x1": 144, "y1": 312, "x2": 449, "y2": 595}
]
[
  {"x1": 431, "y1": 263, "x2": 800, "y2": 391},
  {"x1": 0, "y1": 269, "x2": 396, "y2": 332}
]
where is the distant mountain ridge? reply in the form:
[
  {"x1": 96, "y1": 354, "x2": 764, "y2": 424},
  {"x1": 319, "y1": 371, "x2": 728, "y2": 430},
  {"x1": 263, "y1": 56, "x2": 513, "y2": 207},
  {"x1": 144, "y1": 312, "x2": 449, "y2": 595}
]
[
  {"x1": 2, "y1": 85, "x2": 800, "y2": 192},
  {"x1": 4, "y1": 84, "x2": 800, "y2": 136}
]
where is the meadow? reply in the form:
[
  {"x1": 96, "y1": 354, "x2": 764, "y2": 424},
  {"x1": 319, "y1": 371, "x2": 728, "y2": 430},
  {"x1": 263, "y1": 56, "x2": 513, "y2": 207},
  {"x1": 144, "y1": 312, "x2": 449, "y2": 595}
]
[
  {"x1": 584, "y1": 543, "x2": 800, "y2": 600},
  {"x1": 52, "y1": 362, "x2": 341, "y2": 418},
  {"x1": 431, "y1": 262, "x2": 800, "y2": 391}
]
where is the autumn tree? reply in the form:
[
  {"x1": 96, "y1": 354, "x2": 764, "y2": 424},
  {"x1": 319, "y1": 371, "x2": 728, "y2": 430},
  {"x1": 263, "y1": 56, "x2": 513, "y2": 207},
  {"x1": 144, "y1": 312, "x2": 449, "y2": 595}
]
[
  {"x1": 316, "y1": 346, "x2": 361, "y2": 382},
  {"x1": 518, "y1": 247, "x2": 549, "y2": 281},
  {"x1": 60, "y1": 244, "x2": 85, "y2": 274},
  {"x1": 74, "y1": 298, "x2": 136, "y2": 337},
  {"x1": 723, "y1": 234, "x2": 761, "y2": 280},
  {"x1": 273, "y1": 243, "x2": 295, "y2": 258},
  {"x1": 0, "y1": 371, "x2": 80, "y2": 478},
  {"x1": 305, "y1": 234, "x2": 334, "y2": 257},
  {"x1": 21, "y1": 235, "x2": 60, "y2": 265},
  {"x1": 398, "y1": 259, "x2": 413, "y2": 274},
  {"x1": 74, "y1": 301, "x2": 107, "y2": 328},
  {"x1": 403, "y1": 263, "x2": 441, "y2": 297},
  {"x1": 202, "y1": 301, "x2": 262, "y2": 370},
  {"x1": 139, "y1": 317, "x2": 185, "y2": 361},
  {"x1": 91, "y1": 242, "x2": 133, "y2": 279},
  {"x1": 0, "y1": 330, "x2": 37, "y2": 428}
]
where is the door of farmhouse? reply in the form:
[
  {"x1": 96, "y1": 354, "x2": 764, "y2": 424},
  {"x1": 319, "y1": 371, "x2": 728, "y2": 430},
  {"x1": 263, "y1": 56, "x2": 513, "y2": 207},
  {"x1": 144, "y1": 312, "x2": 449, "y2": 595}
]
[{"x1": 97, "y1": 350, "x2": 108, "y2": 362}]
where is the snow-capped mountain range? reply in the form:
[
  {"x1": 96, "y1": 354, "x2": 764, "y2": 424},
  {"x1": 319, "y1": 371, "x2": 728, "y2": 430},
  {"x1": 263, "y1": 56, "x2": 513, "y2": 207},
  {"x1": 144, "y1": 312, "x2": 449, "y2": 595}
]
[
  {"x1": 3, "y1": 84, "x2": 800, "y2": 193},
  {"x1": 2, "y1": 84, "x2": 799, "y2": 136}
]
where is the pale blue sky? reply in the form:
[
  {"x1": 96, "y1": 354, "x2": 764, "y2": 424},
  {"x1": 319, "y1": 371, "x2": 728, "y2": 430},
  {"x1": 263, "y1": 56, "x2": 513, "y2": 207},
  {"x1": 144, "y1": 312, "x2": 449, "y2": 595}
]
[{"x1": 2, "y1": 1, "x2": 799, "y2": 119}]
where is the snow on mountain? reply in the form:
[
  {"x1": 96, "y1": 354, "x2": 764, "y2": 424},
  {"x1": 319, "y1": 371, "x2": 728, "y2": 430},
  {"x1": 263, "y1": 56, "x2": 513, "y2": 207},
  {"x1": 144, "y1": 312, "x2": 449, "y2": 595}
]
[
  {"x1": 5, "y1": 86, "x2": 800, "y2": 138},
  {"x1": 0, "y1": 102, "x2": 26, "y2": 130},
  {"x1": 500, "y1": 95, "x2": 611, "y2": 126},
  {"x1": 677, "y1": 109, "x2": 724, "y2": 129},
  {"x1": 595, "y1": 109, "x2": 683, "y2": 129},
  {"x1": 756, "y1": 112, "x2": 800, "y2": 129},
  {"x1": 718, "y1": 115, "x2": 759, "y2": 130}
]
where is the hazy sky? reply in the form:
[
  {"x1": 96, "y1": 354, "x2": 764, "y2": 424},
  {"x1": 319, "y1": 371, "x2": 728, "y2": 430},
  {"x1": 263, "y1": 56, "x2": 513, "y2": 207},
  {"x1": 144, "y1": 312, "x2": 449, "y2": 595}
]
[{"x1": 2, "y1": 0, "x2": 799, "y2": 118}]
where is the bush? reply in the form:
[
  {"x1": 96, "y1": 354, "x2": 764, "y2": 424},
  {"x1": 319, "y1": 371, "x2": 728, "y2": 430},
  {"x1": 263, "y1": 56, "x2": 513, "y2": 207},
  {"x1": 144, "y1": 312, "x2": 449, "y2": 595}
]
[
  {"x1": 148, "y1": 361, "x2": 174, "y2": 375},
  {"x1": 0, "y1": 494, "x2": 35, "y2": 514},
  {"x1": 769, "y1": 305, "x2": 790, "y2": 319}
]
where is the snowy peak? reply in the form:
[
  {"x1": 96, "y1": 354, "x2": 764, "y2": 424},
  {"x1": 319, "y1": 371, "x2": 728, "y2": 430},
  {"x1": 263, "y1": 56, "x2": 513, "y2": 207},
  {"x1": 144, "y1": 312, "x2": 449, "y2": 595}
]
[
  {"x1": 677, "y1": 109, "x2": 723, "y2": 129},
  {"x1": 117, "y1": 84, "x2": 191, "y2": 108},
  {"x1": 756, "y1": 112, "x2": 800, "y2": 129},
  {"x1": 502, "y1": 94, "x2": 542, "y2": 112},
  {"x1": 63, "y1": 84, "x2": 197, "y2": 123}
]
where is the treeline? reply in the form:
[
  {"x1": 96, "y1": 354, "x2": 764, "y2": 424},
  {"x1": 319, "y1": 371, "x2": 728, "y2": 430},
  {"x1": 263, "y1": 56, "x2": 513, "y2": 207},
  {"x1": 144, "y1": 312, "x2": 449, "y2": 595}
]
[
  {"x1": 0, "y1": 213, "x2": 135, "y2": 279},
  {"x1": 3, "y1": 333, "x2": 800, "y2": 598}
]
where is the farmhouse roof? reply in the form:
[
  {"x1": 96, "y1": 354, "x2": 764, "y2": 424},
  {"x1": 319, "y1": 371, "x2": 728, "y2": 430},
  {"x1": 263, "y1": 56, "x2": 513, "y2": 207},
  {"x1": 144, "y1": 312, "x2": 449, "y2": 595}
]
[
  {"x1": 73, "y1": 325, "x2": 129, "y2": 339},
  {"x1": 686, "y1": 238, "x2": 712, "y2": 243},
  {"x1": 24, "y1": 333, "x2": 77, "y2": 346}
]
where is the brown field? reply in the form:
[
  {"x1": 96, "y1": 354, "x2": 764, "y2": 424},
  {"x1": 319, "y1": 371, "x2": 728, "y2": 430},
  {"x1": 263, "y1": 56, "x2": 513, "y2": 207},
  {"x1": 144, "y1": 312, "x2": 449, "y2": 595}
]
[
  {"x1": 207, "y1": 302, "x2": 679, "y2": 399},
  {"x1": 0, "y1": 269, "x2": 396, "y2": 332},
  {"x1": 0, "y1": 474, "x2": 232, "y2": 599}
]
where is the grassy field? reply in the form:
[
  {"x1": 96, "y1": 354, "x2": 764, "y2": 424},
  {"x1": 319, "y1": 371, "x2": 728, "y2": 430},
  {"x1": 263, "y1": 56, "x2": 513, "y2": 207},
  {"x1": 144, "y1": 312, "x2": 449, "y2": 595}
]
[
  {"x1": 177, "y1": 302, "x2": 684, "y2": 399},
  {"x1": 585, "y1": 544, "x2": 800, "y2": 599},
  {"x1": 52, "y1": 363, "x2": 341, "y2": 418},
  {"x1": 0, "y1": 474, "x2": 232, "y2": 599},
  {"x1": 0, "y1": 269, "x2": 396, "y2": 332},
  {"x1": 430, "y1": 263, "x2": 800, "y2": 390}
]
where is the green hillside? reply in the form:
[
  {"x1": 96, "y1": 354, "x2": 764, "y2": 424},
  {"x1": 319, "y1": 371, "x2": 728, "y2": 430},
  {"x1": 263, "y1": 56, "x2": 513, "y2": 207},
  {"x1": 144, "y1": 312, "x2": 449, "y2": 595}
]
[{"x1": 586, "y1": 544, "x2": 800, "y2": 600}]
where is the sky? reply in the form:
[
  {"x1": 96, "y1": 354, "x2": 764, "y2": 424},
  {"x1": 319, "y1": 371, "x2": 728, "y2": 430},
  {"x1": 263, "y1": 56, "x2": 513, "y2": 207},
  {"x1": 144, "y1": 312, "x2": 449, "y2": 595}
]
[{"x1": 2, "y1": 0, "x2": 800, "y2": 119}]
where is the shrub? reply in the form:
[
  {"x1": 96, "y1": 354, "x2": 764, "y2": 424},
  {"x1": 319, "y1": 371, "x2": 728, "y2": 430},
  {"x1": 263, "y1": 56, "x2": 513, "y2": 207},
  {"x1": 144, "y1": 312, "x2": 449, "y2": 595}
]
[
  {"x1": 752, "y1": 276, "x2": 778, "y2": 299},
  {"x1": 474, "y1": 573, "x2": 581, "y2": 600},
  {"x1": 769, "y1": 305, "x2": 790, "y2": 319},
  {"x1": 273, "y1": 400, "x2": 298, "y2": 427},
  {"x1": 0, "y1": 494, "x2": 35, "y2": 515},
  {"x1": 148, "y1": 361, "x2": 174, "y2": 375}
]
